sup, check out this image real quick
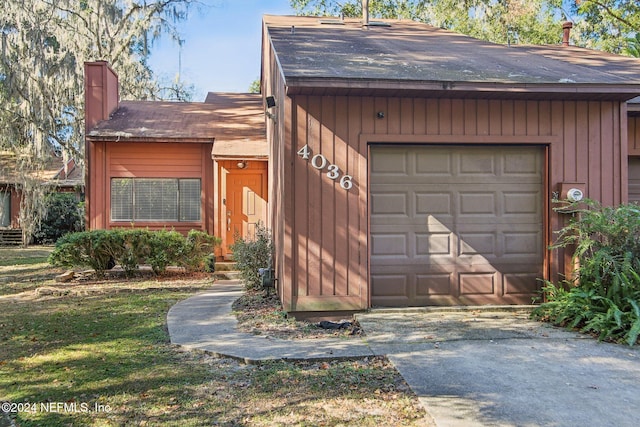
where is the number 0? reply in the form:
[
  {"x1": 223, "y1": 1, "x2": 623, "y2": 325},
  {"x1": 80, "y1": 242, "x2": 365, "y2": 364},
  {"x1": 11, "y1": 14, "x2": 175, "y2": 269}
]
[{"x1": 311, "y1": 154, "x2": 328, "y2": 170}]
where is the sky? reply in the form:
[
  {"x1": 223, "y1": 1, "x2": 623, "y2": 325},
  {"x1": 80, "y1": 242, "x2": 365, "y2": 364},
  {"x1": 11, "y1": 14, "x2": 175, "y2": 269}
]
[{"x1": 148, "y1": 0, "x2": 294, "y2": 100}]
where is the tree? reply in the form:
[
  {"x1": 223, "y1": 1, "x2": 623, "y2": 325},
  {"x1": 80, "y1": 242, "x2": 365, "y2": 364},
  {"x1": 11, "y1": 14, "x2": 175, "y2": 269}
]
[
  {"x1": 290, "y1": 1, "x2": 640, "y2": 55},
  {"x1": 290, "y1": 1, "x2": 566, "y2": 45},
  {"x1": 249, "y1": 78, "x2": 261, "y2": 94},
  {"x1": 567, "y1": 0, "x2": 640, "y2": 53},
  {"x1": 0, "y1": 0, "x2": 195, "y2": 245}
]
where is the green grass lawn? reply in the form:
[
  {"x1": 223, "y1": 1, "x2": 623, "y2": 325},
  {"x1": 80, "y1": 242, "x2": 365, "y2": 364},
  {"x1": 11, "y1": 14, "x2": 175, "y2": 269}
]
[{"x1": 0, "y1": 247, "x2": 428, "y2": 426}]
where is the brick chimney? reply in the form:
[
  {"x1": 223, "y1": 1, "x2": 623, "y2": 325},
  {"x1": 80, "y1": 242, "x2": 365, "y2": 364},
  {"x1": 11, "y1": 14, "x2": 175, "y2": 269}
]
[
  {"x1": 84, "y1": 61, "x2": 119, "y2": 133},
  {"x1": 84, "y1": 61, "x2": 118, "y2": 231},
  {"x1": 562, "y1": 21, "x2": 573, "y2": 47}
]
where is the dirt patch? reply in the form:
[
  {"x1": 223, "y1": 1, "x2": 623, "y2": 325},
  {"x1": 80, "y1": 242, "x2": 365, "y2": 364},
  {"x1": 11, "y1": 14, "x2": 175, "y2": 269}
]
[{"x1": 232, "y1": 288, "x2": 363, "y2": 340}]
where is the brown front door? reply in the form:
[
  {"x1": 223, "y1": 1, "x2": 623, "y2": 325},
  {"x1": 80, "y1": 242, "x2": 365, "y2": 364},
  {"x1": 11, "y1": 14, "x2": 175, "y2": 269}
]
[{"x1": 225, "y1": 172, "x2": 267, "y2": 253}]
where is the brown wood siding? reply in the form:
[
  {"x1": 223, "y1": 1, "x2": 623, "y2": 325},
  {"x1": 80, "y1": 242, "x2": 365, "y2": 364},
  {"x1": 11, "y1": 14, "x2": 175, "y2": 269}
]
[
  {"x1": 87, "y1": 141, "x2": 214, "y2": 236},
  {"x1": 271, "y1": 90, "x2": 628, "y2": 311},
  {"x1": 263, "y1": 26, "x2": 290, "y2": 305}
]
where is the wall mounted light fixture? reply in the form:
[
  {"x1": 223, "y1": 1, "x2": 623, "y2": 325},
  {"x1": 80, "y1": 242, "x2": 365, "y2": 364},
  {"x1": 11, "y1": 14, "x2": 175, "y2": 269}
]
[
  {"x1": 266, "y1": 95, "x2": 276, "y2": 108},
  {"x1": 237, "y1": 161, "x2": 247, "y2": 169},
  {"x1": 265, "y1": 95, "x2": 277, "y2": 123}
]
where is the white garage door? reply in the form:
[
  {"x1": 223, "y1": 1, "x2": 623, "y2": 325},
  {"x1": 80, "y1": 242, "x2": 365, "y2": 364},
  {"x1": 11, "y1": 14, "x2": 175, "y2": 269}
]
[{"x1": 370, "y1": 145, "x2": 544, "y2": 306}]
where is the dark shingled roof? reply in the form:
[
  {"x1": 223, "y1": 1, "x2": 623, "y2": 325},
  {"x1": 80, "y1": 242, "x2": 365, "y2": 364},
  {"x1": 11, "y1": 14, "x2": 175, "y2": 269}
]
[{"x1": 264, "y1": 15, "x2": 640, "y2": 99}]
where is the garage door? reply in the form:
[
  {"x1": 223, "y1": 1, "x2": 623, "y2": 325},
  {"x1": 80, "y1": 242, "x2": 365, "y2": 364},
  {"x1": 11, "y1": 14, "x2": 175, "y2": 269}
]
[
  {"x1": 629, "y1": 157, "x2": 640, "y2": 204},
  {"x1": 370, "y1": 145, "x2": 544, "y2": 306}
]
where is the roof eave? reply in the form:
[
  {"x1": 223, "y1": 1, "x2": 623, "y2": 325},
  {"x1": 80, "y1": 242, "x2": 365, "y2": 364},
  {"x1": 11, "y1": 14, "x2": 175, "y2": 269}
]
[
  {"x1": 86, "y1": 135, "x2": 215, "y2": 144},
  {"x1": 284, "y1": 78, "x2": 640, "y2": 101}
]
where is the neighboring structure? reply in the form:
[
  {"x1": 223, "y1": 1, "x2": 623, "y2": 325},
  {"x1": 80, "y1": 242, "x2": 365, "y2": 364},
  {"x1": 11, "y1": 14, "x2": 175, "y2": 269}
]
[
  {"x1": 0, "y1": 151, "x2": 82, "y2": 245},
  {"x1": 260, "y1": 15, "x2": 640, "y2": 316},
  {"x1": 84, "y1": 62, "x2": 268, "y2": 258}
]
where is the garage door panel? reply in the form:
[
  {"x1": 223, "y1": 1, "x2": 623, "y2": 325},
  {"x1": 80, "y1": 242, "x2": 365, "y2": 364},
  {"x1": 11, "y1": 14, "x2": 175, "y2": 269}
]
[
  {"x1": 504, "y1": 273, "x2": 541, "y2": 296},
  {"x1": 371, "y1": 192, "x2": 409, "y2": 216},
  {"x1": 503, "y1": 152, "x2": 541, "y2": 175},
  {"x1": 371, "y1": 145, "x2": 544, "y2": 306},
  {"x1": 371, "y1": 150, "x2": 408, "y2": 174},
  {"x1": 416, "y1": 274, "x2": 452, "y2": 296},
  {"x1": 504, "y1": 232, "x2": 542, "y2": 257},
  {"x1": 415, "y1": 192, "x2": 452, "y2": 215},
  {"x1": 459, "y1": 233, "x2": 496, "y2": 256},
  {"x1": 459, "y1": 192, "x2": 496, "y2": 215},
  {"x1": 459, "y1": 272, "x2": 496, "y2": 295},
  {"x1": 459, "y1": 153, "x2": 496, "y2": 174},
  {"x1": 416, "y1": 232, "x2": 453, "y2": 256},
  {"x1": 415, "y1": 151, "x2": 453, "y2": 175},
  {"x1": 370, "y1": 233, "x2": 408, "y2": 257},
  {"x1": 504, "y1": 192, "x2": 540, "y2": 215},
  {"x1": 371, "y1": 274, "x2": 408, "y2": 296}
]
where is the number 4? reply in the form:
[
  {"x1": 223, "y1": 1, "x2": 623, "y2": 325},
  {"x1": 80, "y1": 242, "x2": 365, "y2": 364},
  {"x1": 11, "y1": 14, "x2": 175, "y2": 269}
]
[{"x1": 297, "y1": 144, "x2": 311, "y2": 160}]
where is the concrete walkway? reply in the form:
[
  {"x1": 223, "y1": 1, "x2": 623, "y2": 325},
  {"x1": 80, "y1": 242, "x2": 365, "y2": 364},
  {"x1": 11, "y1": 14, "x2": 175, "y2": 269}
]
[
  {"x1": 167, "y1": 281, "x2": 640, "y2": 426},
  {"x1": 167, "y1": 280, "x2": 375, "y2": 363}
]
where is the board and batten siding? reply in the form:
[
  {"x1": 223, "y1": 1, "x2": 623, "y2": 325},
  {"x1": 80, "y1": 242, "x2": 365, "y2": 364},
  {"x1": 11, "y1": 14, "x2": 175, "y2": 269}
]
[
  {"x1": 273, "y1": 93, "x2": 627, "y2": 312},
  {"x1": 87, "y1": 141, "x2": 214, "y2": 235},
  {"x1": 262, "y1": 30, "x2": 286, "y2": 300},
  {"x1": 629, "y1": 116, "x2": 640, "y2": 156}
]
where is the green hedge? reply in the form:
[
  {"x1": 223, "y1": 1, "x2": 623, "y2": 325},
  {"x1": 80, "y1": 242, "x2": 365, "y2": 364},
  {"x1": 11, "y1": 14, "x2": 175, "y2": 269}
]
[{"x1": 49, "y1": 229, "x2": 221, "y2": 277}]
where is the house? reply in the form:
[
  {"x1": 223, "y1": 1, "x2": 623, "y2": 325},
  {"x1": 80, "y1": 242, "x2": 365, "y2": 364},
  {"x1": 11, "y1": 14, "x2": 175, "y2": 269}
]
[
  {"x1": 85, "y1": 16, "x2": 640, "y2": 317},
  {"x1": 0, "y1": 150, "x2": 82, "y2": 245},
  {"x1": 259, "y1": 15, "x2": 640, "y2": 317},
  {"x1": 84, "y1": 61, "x2": 268, "y2": 259}
]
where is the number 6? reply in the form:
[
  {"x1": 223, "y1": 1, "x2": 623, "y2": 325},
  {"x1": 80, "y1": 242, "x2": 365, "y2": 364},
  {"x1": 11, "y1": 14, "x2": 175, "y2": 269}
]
[{"x1": 340, "y1": 175, "x2": 353, "y2": 190}]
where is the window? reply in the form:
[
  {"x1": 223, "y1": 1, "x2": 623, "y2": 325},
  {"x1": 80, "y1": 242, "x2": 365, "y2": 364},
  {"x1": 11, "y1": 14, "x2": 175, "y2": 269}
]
[{"x1": 111, "y1": 178, "x2": 201, "y2": 222}]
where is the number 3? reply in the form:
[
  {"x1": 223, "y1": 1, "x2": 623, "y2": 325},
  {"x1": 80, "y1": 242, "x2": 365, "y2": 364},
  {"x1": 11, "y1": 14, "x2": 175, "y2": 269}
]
[{"x1": 327, "y1": 164, "x2": 340, "y2": 180}]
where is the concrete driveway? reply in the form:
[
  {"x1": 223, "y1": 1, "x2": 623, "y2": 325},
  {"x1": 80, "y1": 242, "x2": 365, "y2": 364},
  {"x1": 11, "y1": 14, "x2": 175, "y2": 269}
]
[{"x1": 356, "y1": 308, "x2": 640, "y2": 427}]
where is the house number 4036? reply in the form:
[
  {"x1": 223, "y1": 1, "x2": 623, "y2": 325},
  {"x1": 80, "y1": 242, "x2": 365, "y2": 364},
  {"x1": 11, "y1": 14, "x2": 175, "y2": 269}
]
[{"x1": 297, "y1": 144, "x2": 354, "y2": 190}]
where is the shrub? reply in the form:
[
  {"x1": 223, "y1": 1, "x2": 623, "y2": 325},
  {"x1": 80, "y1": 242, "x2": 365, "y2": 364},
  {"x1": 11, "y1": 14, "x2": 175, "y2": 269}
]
[
  {"x1": 49, "y1": 230, "x2": 121, "y2": 278},
  {"x1": 117, "y1": 229, "x2": 151, "y2": 277},
  {"x1": 49, "y1": 229, "x2": 221, "y2": 277},
  {"x1": 33, "y1": 193, "x2": 84, "y2": 244},
  {"x1": 230, "y1": 222, "x2": 273, "y2": 290},
  {"x1": 533, "y1": 200, "x2": 640, "y2": 345},
  {"x1": 147, "y1": 230, "x2": 186, "y2": 275},
  {"x1": 181, "y1": 230, "x2": 222, "y2": 272}
]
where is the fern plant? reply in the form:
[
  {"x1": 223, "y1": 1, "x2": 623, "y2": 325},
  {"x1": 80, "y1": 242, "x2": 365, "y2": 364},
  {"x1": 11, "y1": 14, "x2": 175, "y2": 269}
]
[{"x1": 533, "y1": 200, "x2": 640, "y2": 345}]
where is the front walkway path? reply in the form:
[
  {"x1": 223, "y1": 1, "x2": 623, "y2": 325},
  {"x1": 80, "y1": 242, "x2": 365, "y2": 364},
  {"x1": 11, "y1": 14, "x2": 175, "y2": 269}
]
[{"x1": 166, "y1": 280, "x2": 375, "y2": 363}]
